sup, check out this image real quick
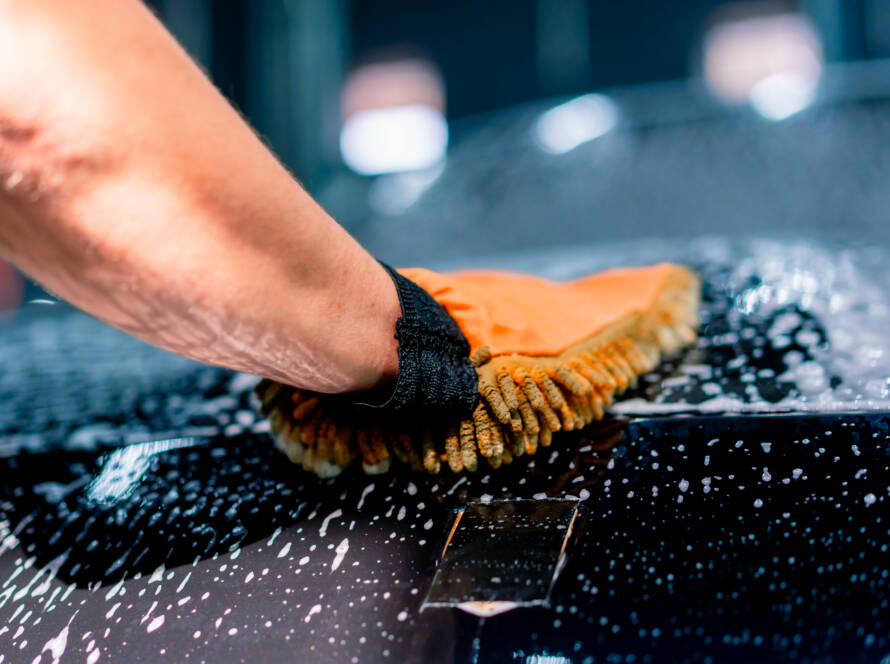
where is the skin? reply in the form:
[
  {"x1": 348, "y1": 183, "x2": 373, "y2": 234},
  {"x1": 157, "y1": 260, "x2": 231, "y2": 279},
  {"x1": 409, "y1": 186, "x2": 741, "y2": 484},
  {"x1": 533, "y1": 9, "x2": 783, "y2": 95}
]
[{"x1": 0, "y1": 0, "x2": 400, "y2": 394}]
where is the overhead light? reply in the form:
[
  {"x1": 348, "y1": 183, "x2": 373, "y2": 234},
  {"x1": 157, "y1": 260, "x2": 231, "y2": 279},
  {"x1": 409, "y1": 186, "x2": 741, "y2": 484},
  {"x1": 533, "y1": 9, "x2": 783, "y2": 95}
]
[
  {"x1": 534, "y1": 93, "x2": 619, "y2": 155},
  {"x1": 340, "y1": 58, "x2": 447, "y2": 175},
  {"x1": 748, "y1": 70, "x2": 818, "y2": 121},
  {"x1": 340, "y1": 105, "x2": 447, "y2": 175},
  {"x1": 703, "y1": 10, "x2": 822, "y2": 119}
]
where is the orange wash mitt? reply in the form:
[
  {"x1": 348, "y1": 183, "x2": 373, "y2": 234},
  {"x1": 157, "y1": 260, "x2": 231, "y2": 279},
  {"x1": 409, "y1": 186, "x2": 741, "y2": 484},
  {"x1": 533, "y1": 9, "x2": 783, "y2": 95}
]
[{"x1": 255, "y1": 263, "x2": 700, "y2": 476}]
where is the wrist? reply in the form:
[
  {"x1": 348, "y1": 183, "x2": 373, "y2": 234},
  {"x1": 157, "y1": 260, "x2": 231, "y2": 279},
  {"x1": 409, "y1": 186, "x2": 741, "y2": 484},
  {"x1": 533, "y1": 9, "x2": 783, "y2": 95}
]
[
  {"x1": 334, "y1": 256, "x2": 400, "y2": 394},
  {"x1": 351, "y1": 263, "x2": 478, "y2": 416},
  {"x1": 367, "y1": 266, "x2": 401, "y2": 393}
]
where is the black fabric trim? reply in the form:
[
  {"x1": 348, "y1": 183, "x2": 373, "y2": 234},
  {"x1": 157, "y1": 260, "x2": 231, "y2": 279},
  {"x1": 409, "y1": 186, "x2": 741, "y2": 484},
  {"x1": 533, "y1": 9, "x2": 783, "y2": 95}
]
[{"x1": 352, "y1": 263, "x2": 478, "y2": 418}]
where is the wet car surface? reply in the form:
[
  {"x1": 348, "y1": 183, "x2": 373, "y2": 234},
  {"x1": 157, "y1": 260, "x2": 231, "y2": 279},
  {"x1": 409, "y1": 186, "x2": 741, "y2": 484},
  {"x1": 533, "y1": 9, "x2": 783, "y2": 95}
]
[
  {"x1": 2, "y1": 236, "x2": 889, "y2": 663},
  {"x1": 3, "y1": 72, "x2": 890, "y2": 662}
]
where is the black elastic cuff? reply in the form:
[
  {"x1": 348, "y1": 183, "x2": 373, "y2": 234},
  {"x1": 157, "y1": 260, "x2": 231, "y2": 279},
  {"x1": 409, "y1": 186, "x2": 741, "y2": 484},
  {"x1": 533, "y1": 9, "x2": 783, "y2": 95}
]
[{"x1": 352, "y1": 263, "x2": 478, "y2": 418}]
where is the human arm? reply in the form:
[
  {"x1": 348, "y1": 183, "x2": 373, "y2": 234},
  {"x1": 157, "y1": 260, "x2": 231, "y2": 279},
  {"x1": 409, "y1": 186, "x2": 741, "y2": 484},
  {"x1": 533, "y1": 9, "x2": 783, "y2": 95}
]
[{"x1": 0, "y1": 0, "x2": 399, "y2": 393}]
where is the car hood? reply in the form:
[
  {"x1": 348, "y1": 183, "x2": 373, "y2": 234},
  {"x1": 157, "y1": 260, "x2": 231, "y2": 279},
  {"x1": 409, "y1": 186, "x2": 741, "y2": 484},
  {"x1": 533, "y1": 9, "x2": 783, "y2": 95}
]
[{"x1": 1, "y1": 236, "x2": 889, "y2": 663}]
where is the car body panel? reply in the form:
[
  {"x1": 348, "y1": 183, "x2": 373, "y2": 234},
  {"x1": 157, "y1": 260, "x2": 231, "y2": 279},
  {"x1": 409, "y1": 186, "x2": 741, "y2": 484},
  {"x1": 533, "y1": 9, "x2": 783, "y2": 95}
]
[{"x1": 3, "y1": 71, "x2": 890, "y2": 662}]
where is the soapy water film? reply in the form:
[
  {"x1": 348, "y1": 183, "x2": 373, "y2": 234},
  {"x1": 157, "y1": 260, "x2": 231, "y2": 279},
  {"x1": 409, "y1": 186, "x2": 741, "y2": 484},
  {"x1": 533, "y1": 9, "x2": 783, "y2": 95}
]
[
  {"x1": 470, "y1": 236, "x2": 890, "y2": 415},
  {"x1": 0, "y1": 237, "x2": 888, "y2": 662},
  {"x1": 3, "y1": 236, "x2": 889, "y2": 451}
]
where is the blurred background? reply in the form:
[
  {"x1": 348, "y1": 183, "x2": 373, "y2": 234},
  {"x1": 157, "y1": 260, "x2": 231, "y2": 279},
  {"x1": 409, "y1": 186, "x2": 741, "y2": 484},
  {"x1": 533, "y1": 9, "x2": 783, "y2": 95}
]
[{"x1": 4, "y1": 0, "x2": 890, "y2": 313}]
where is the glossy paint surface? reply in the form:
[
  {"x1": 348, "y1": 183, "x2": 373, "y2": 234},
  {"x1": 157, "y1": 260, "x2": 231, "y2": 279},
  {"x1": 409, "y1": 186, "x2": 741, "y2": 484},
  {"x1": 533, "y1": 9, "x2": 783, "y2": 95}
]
[
  {"x1": 2, "y1": 235, "x2": 889, "y2": 663},
  {"x1": 4, "y1": 74, "x2": 890, "y2": 661}
]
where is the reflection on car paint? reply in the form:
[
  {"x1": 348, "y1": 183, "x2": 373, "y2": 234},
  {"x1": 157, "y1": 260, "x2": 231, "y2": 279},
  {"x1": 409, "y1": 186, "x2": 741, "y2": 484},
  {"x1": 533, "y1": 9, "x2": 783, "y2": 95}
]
[
  {"x1": 1, "y1": 238, "x2": 889, "y2": 662},
  {"x1": 423, "y1": 499, "x2": 584, "y2": 616}
]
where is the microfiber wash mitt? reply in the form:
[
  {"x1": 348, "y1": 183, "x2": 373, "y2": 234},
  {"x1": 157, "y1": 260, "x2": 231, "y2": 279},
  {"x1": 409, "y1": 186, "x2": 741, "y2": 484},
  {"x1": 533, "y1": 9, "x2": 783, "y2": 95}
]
[{"x1": 255, "y1": 262, "x2": 700, "y2": 476}]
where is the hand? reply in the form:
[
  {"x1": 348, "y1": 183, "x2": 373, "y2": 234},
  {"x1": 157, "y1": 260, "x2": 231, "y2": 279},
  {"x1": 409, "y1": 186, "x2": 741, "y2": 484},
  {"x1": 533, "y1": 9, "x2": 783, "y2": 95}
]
[{"x1": 257, "y1": 262, "x2": 700, "y2": 477}]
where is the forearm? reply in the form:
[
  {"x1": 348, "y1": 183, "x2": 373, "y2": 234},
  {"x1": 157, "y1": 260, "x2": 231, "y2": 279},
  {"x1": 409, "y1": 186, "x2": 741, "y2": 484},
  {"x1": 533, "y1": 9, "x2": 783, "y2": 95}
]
[{"x1": 0, "y1": 0, "x2": 399, "y2": 392}]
